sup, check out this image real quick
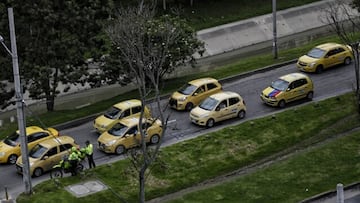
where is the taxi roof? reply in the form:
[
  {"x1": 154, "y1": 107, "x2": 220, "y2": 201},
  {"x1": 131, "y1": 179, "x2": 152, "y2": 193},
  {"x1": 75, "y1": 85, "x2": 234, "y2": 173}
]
[
  {"x1": 209, "y1": 91, "x2": 241, "y2": 100},
  {"x1": 16, "y1": 126, "x2": 51, "y2": 136},
  {"x1": 315, "y1": 42, "x2": 343, "y2": 50},
  {"x1": 113, "y1": 99, "x2": 142, "y2": 109},
  {"x1": 37, "y1": 136, "x2": 75, "y2": 148},
  {"x1": 279, "y1": 73, "x2": 309, "y2": 82},
  {"x1": 188, "y1": 77, "x2": 219, "y2": 87}
]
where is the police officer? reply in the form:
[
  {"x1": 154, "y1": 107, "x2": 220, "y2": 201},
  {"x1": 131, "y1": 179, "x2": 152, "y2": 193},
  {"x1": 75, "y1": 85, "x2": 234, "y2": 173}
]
[
  {"x1": 68, "y1": 146, "x2": 80, "y2": 176},
  {"x1": 85, "y1": 140, "x2": 96, "y2": 169}
]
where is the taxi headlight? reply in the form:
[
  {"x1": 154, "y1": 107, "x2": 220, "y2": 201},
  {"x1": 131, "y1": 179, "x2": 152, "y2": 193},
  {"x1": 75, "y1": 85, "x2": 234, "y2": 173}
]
[
  {"x1": 178, "y1": 96, "x2": 187, "y2": 102},
  {"x1": 309, "y1": 62, "x2": 316, "y2": 67},
  {"x1": 0, "y1": 152, "x2": 5, "y2": 157},
  {"x1": 105, "y1": 140, "x2": 116, "y2": 146}
]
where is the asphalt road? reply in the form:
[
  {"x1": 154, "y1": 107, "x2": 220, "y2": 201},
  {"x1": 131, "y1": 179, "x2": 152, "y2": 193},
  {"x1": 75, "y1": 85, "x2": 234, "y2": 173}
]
[{"x1": 0, "y1": 62, "x2": 356, "y2": 197}]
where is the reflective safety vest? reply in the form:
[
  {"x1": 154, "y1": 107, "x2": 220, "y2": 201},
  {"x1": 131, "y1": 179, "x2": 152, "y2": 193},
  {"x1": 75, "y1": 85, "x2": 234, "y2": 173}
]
[
  {"x1": 85, "y1": 143, "x2": 94, "y2": 155},
  {"x1": 68, "y1": 151, "x2": 79, "y2": 161}
]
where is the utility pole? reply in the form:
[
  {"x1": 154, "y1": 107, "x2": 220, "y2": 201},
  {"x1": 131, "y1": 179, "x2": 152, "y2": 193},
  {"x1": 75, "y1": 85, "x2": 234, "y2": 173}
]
[
  {"x1": 272, "y1": 0, "x2": 278, "y2": 59},
  {"x1": 0, "y1": 7, "x2": 32, "y2": 194}
]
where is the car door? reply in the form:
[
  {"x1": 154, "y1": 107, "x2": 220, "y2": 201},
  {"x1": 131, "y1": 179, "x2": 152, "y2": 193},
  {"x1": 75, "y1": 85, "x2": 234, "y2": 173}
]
[
  {"x1": 323, "y1": 49, "x2": 338, "y2": 68},
  {"x1": 285, "y1": 81, "x2": 300, "y2": 102},
  {"x1": 287, "y1": 79, "x2": 307, "y2": 101},
  {"x1": 192, "y1": 85, "x2": 207, "y2": 105},
  {"x1": 332, "y1": 47, "x2": 347, "y2": 65},
  {"x1": 41, "y1": 146, "x2": 59, "y2": 172},
  {"x1": 214, "y1": 99, "x2": 230, "y2": 122},
  {"x1": 131, "y1": 106, "x2": 142, "y2": 118},
  {"x1": 122, "y1": 126, "x2": 139, "y2": 148},
  {"x1": 228, "y1": 97, "x2": 241, "y2": 118}
]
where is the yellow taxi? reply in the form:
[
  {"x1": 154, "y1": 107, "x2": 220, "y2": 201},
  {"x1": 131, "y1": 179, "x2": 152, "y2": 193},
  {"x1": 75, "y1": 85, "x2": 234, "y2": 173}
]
[
  {"x1": 16, "y1": 136, "x2": 77, "y2": 177},
  {"x1": 260, "y1": 73, "x2": 314, "y2": 108},
  {"x1": 98, "y1": 117, "x2": 162, "y2": 155},
  {"x1": 169, "y1": 77, "x2": 222, "y2": 111},
  {"x1": 93, "y1": 99, "x2": 151, "y2": 133},
  {"x1": 0, "y1": 126, "x2": 59, "y2": 164},
  {"x1": 190, "y1": 91, "x2": 246, "y2": 128},
  {"x1": 297, "y1": 42, "x2": 353, "y2": 73}
]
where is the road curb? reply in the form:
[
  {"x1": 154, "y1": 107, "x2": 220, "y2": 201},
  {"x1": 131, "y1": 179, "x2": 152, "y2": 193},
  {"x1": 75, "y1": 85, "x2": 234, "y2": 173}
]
[{"x1": 300, "y1": 182, "x2": 360, "y2": 203}]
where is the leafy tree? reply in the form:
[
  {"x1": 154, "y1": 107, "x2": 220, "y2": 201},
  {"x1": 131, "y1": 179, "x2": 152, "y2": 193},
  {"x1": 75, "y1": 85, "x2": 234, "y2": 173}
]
[
  {"x1": 104, "y1": 1, "x2": 203, "y2": 202},
  {"x1": 0, "y1": 0, "x2": 112, "y2": 111}
]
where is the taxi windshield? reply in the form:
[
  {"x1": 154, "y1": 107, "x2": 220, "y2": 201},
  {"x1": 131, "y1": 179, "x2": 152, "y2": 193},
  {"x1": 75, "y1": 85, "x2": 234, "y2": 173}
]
[
  {"x1": 178, "y1": 83, "x2": 197, "y2": 95},
  {"x1": 108, "y1": 123, "x2": 129, "y2": 137},
  {"x1": 271, "y1": 79, "x2": 289, "y2": 91},
  {"x1": 199, "y1": 97, "x2": 218, "y2": 111},
  {"x1": 4, "y1": 132, "x2": 20, "y2": 147},
  {"x1": 307, "y1": 48, "x2": 326, "y2": 59},
  {"x1": 29, "y1": 144, "x2": 48, "y2": 159},
  {"x1": 104, "y1": 106, "x2": 122, "y2": 119}
]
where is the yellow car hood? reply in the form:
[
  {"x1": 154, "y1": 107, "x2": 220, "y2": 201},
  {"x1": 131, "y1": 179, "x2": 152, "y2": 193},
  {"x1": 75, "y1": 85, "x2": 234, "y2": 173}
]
[
  {"x1": 98, "y1": 132, "x2": 118, "y2": 143},
  {"x1": 262, "y1": 87, "x2": 282, "y2": 97},
  {"x1": 95, "y1": 115, "x2": 116, "y2": 128},
  {"x1": 171, "y1": 91, "x2": 188, "y2": 100},
  {"x1": 17, "y1": 156, "x2": 38, "y2": 165},
  {"x1": 0, "y1": 141, "x2": 17, "y2": 153},
  {"x1": 298, "y1": 55, "x2": 318, "y2": 64},
  {"x1": 191, "y1": 106, "x2": 210, "y2": 116}
]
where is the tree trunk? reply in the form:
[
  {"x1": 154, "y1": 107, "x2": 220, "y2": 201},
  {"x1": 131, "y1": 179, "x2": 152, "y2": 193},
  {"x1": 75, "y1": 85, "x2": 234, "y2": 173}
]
[
  {"x1": 46, "y1": 94, "x2": 55, "y2": 111},
  {"x1": 139, "y1": 166, "x2": 147, "y2": 203}
]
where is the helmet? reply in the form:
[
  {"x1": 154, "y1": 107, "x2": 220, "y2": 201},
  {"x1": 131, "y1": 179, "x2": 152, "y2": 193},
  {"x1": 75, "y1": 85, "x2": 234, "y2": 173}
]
[{"x1": 71, "y1": 146, "x2": 77, "y2": 152}]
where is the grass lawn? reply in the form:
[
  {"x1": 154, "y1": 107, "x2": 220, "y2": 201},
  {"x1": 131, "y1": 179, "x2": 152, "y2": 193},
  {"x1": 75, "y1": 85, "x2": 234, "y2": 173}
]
[
  {"x1": 168, "y1": 130, "x2": 360, "y2": 203},
  {"x1": 17, "y1": 93, "x2": 360, "y2": 202}
]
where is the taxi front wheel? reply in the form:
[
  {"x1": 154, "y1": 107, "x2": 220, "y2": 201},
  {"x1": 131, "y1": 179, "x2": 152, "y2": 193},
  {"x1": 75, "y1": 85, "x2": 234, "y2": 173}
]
[
  {"x1": 33, "y1": 167, "x2": 43, "y2": 177},
  {"x1": 278, "y1": 100, "x2": 286, "y2": 108},
  {"x1": 115, "y1": 145, "x2": 126, "y2": 155},
  {"x1": 307, "y1": 91, "x2": 314, "y2": 100},
  {"x1": 206, "y1": 119, "x2": 215, "y2": 128},
  {"x1": 185, "y1": 103, "x2": 194, "y2": 111}
]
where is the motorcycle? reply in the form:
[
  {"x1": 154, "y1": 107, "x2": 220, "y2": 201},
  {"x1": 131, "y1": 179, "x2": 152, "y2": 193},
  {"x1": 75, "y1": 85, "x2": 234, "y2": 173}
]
[{"x1": 50, "y1": 149, "x2": 86, "y2": 179}]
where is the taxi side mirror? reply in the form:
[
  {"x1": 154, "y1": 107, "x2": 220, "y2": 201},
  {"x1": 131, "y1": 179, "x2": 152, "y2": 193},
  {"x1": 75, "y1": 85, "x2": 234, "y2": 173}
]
[{"x1": 42, "y1": 156, "x2": 49, "y2": 160}]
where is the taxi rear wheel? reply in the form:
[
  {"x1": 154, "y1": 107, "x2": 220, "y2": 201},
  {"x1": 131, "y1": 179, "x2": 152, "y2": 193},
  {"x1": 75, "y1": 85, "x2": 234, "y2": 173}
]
[
  {"x1": 8, "y1": 154, "x2": 18, "y2": 164},
  {"x1": 237, "y1": 110, "x2": 246, "y2": 119},
  {"x1": 115, "y1": 145, "x2": 126, "y2": 155},
  {"x1": 150, "y1": 134, "x2": 160, "y2": 144},
  {"x1": 278, "y1": 100, "x2": 286, "y2": 108},
  {"x1": 33, "y1": 168, "x2": 43, "y2": 177},
  {"x1": 344, "y1": 57, "x2": 351, "y2": 65},
  {"x1": 206, "y1": 119, "x2": 215, "y2": 128}
]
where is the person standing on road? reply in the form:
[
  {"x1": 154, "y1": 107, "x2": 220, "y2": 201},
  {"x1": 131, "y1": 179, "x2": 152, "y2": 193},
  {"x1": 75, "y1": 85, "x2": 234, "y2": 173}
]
[{"x1": 85, "y1": 140, "x2": 96, "y2": 169}]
